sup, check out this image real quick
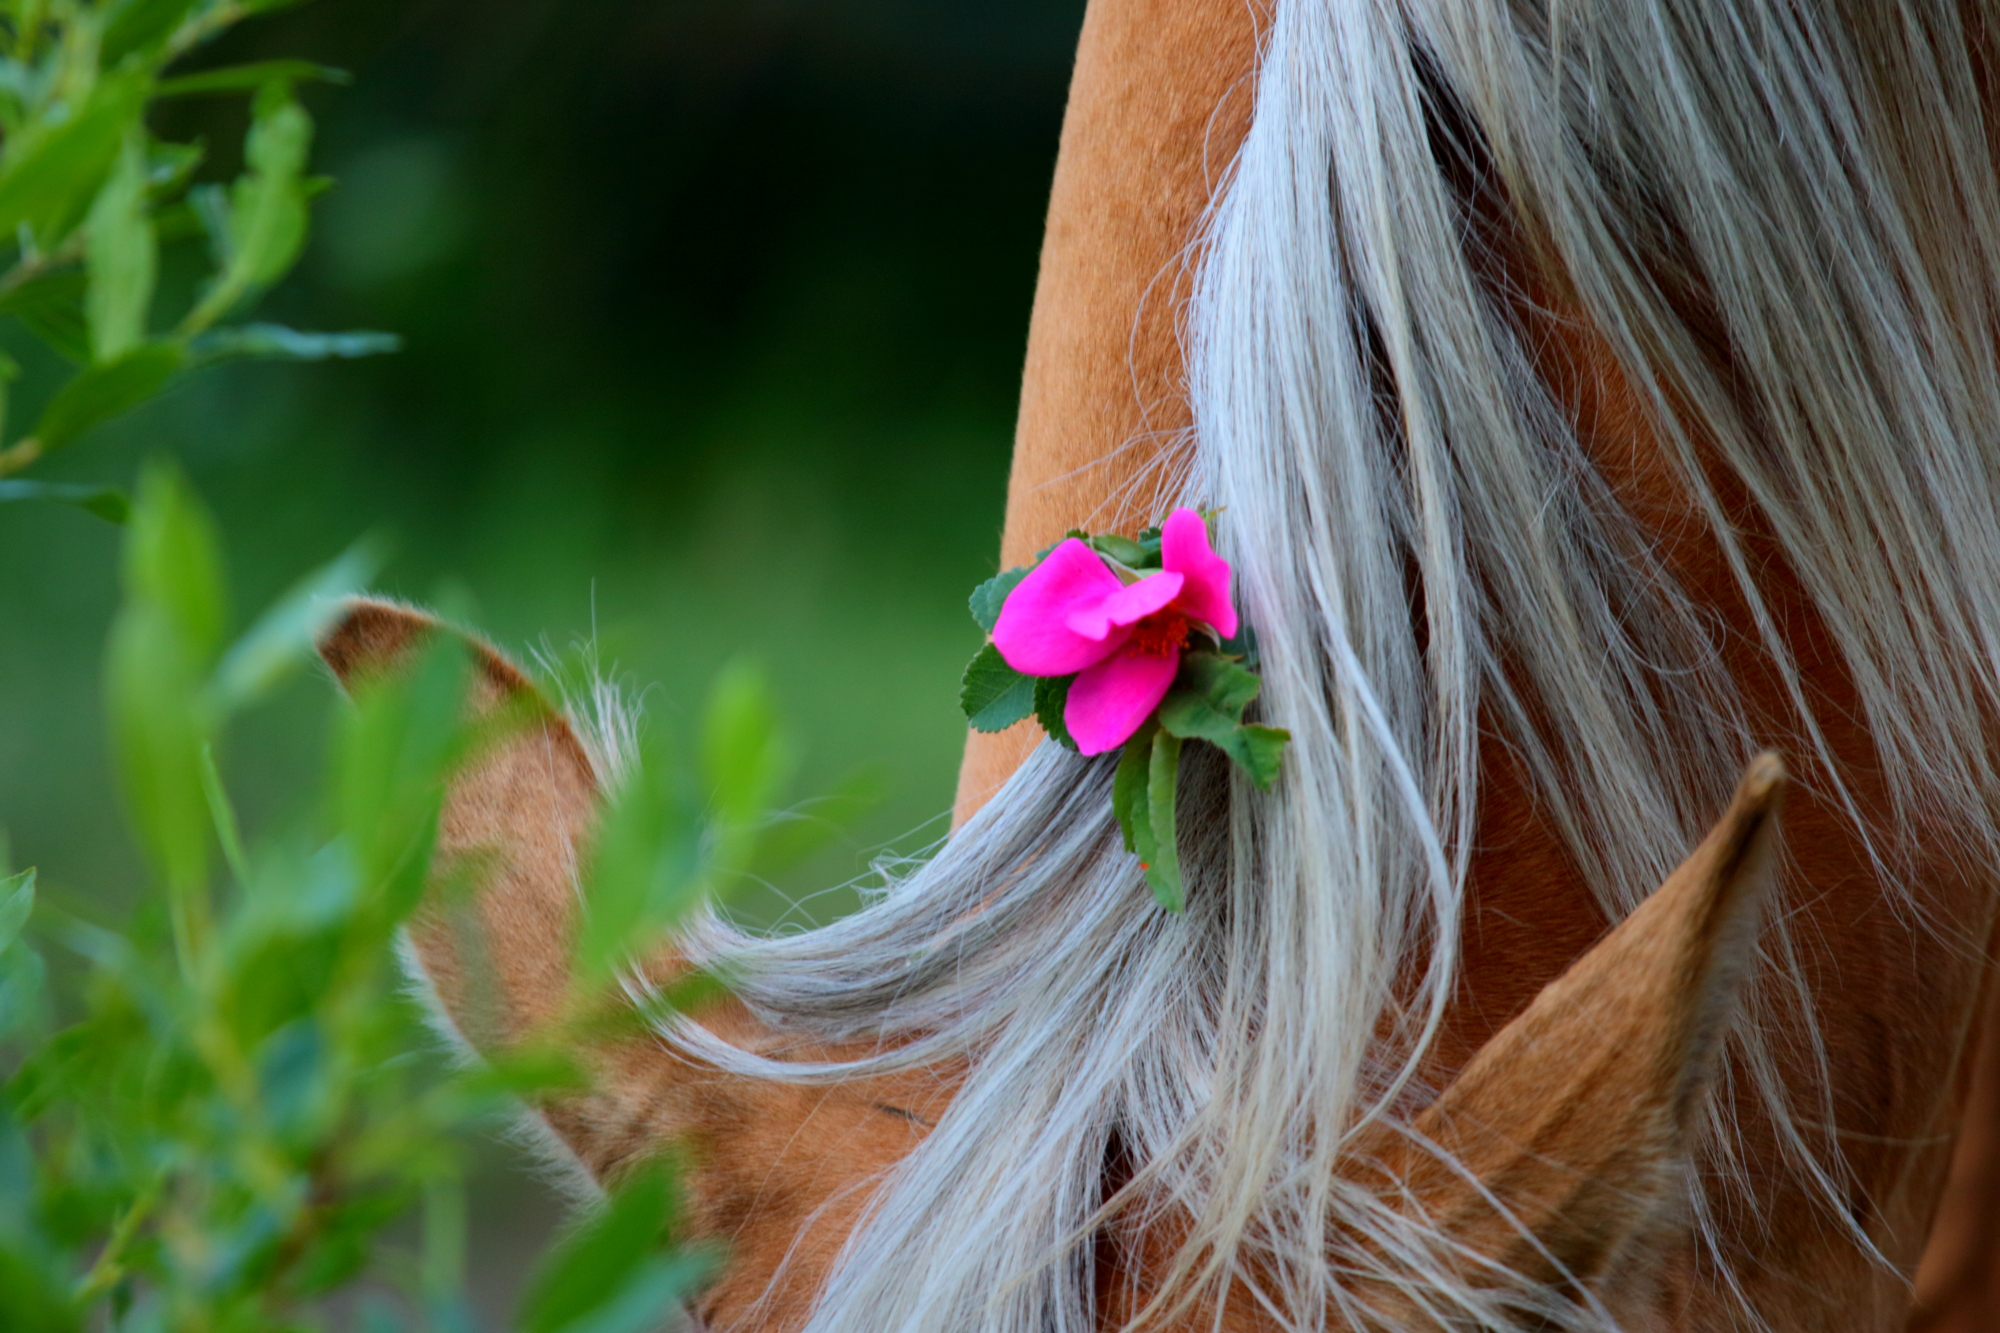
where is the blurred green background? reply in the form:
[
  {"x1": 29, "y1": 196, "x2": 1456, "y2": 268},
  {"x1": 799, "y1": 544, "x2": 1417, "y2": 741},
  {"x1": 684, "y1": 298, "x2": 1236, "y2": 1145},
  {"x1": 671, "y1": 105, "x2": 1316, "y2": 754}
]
[{"x1": 1, "y1": 0, "x2": 1083, "y2": 1316}]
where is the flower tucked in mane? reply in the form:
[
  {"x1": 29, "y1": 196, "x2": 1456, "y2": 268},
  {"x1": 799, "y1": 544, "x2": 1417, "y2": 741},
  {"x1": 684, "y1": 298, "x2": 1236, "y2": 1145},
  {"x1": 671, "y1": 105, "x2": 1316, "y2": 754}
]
[
  {"x1": 993, "y1": 509, "x2": 1238, "y2": 753},
  {"x1": 959, "y1": 508, "x2": 1285, "y2": 909}
]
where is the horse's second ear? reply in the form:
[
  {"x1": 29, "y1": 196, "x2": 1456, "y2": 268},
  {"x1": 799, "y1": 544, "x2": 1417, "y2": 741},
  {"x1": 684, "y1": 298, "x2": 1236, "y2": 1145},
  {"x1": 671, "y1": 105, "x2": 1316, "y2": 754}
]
[
  {"x1": 1350, "y1": 754, "x2": 1784, "y2": 1315},
  {"x1": 318, "y1": 597, "x2": 601, "y2": 1050}
]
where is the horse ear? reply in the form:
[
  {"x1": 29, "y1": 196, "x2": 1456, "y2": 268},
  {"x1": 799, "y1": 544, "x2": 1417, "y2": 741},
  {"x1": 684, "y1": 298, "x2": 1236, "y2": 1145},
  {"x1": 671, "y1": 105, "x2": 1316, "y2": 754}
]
[
  {"x1": 318, "y1": 597, "x2": 601, "y2": 1051},
  {"x1": 1353, "y1": 754, "x2": 1784, "y2": 1314}
]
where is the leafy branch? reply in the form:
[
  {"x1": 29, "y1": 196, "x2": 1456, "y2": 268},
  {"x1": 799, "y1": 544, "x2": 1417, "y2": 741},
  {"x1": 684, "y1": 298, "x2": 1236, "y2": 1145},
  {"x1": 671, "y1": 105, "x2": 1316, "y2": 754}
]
[{"x1": 0, "y1": 0, "x2": 395, "y2": 499}]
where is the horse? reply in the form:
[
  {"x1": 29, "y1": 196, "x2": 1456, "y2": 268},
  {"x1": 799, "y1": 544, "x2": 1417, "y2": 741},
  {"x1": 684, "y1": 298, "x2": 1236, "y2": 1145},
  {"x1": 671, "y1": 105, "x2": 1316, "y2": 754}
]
[{"x1": 318, "y1": 0, "x2": 2000, "y2": 1327}]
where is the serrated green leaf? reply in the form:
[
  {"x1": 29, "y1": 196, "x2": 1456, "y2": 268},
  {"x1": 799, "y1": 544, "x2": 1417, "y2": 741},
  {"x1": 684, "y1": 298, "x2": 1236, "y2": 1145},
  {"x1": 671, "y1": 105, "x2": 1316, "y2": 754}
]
[
  {"x1": 1173, "y1": 652, "x2": 1262, "y2": 722},
  {"x1": 1231, "y1": 724, "x2": 1290, "y2": 790},
  {"x1": 189, "y1": 323, "x2": 401, "y2": 366},
  {"x1": 967, "y1": 565, "x2": 1029, "y2": 632},
  {"x1": 1033, "y1": 673, "x2": 1078, "y2": 751},
  {"x1": 1145, "y1": 729, "x2": 1183, "y2": 911},
  {"x1": 1112, "y1": 727, "x2": 1153, "y2": 856},
  {"x1": 33, "y1": 341, "x2": 183, "y2": 455},
  {"x1": 85, "y1": 131, "x2": 157, "y2": 362},
  {"x1": 156, "y1": 61, "x2": 352, "y2": 99},
  {"x1": 959, "y1": 642, "x2": 1033, "y2": 732},
  {"x1": 0, "y1": 480, "x2": 127, "y2": 522},
  {"x1": 0, "y1": 869, "x2": 33, "y2": 954},
  {"x1": 1158, "y1": 654, "x2": 1288, "y2": 789},
  {"x1": 209, "y1": 537, "x2": 385, "y2": 713}
]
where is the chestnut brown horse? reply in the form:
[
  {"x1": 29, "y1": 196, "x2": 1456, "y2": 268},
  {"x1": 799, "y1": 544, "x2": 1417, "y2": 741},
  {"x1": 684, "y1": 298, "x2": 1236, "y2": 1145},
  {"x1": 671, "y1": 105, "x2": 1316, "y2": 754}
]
[{"x1": 322, "y1": 0, "x2": 2000, "y2": 1327}]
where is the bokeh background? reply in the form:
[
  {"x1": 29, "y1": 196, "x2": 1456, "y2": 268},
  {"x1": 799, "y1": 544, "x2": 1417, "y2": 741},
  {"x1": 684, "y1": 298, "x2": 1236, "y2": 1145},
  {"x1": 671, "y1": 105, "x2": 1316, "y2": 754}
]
[{"x1": 0, "y1": 0, "x2": 1085, "y2": 1317}]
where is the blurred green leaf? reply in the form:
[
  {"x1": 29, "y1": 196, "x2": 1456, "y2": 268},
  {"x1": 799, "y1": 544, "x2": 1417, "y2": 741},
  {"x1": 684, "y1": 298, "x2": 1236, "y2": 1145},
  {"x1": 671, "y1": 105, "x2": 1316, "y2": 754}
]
[
  {"x1": 576, "y1": 743, "x2": 696, "y2": 986},
  {"x1": 84, "y1": 131, "x2": 156, "y2": 362},
  {"x1": 562, "y1": 1253, "x2": 714, "y2": 1333},
  {"x1": 32, "y1": 342, "x2": 183, "y2": 456},
  {"x1": 0, "y1": 480, "x2": 126, "y2": 522},
  {"x1": 0, "y1": 72, "x2": 145, "y2": 245},
  {"x1": 209, "y1": 537, "x2": 384, "y2": 713},
  {"x1": 518, "y1": 1164, "x2": 685, "y2": 1333},
  {"x1": 119, "y1": 460, "x2": 225, "y2": 659},
  {"x1": 701, "y1": 659, "x2": 791, "y2": 873},
  {"x1": 0, "y1": 869, "x2": 32, "y2": 954},
  {"x1": 101, "y1": 0, "x2": 205, "y2": 63},
  {"x1": 1, "y1": 270, "x2": 90, "y2": 364},
  {"x1": 189, "y1": 83, "x2": 311, "y2": 330},
  {"x1": 189, "y1": 323, "x2": 401, "y2": 366},
  {"x1": 107, "y1": 464, "x2": 225, "y2": 959},
  {"x1": 157, "y1": 61, "x2": 351, "y2": 99}
]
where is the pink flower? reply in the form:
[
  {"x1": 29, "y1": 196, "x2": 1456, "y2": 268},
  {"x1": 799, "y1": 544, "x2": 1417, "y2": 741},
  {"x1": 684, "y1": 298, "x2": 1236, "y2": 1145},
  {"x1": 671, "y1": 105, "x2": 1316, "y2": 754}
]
[{"x1": 992, "y1": 508, "x2": 1238, "y2": 755}]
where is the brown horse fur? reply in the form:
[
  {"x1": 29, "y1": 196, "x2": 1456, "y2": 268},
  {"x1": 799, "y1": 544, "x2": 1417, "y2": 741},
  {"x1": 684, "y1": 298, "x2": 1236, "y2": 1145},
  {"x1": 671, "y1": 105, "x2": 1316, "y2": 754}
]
[
  {"x1": 322, "y1": 596, "x2": 1786, "y2": 1329},
  {"x1": 317, "y1": 0, "x2": 2000, "y2": 1325}
]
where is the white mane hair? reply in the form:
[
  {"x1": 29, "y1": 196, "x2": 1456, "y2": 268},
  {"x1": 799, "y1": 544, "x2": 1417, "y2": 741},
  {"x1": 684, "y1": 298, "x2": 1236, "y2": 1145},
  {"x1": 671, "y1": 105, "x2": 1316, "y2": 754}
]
[{"x1": 653, "y1": 0, "x2": 2000, "y2": 1327}]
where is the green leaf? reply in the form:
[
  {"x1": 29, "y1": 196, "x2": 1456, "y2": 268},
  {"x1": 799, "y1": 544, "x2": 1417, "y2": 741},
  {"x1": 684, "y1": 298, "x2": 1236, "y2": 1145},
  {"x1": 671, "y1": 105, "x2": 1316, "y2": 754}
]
[
  {"x1": 577, "y1": 743, "x2": 698, "y2": 986},
  {"x1": 32, "y1": 342, "x2": 184, "y2": 455},
  {"x1": 0, "y1": 869, "x2": 32, "y2": 954},
  {"x1": 1033, "y1": 673, "x2": 1078, "y2": 751},
  {"x1": 0, "y1": 73, "x2": 146, "y2": 245},
  {"x1": 701, "y1": 658, "x2": 791, "y2": 874},
  {"x1": 0, "y1": 480, "x2": 127, "y2": 522},
  {"x1": 121, "y1": 460, "x2": 226, "y2": 667},
  {"x1": 967, "y1": 565, "x2": 1029, "y2": 632},
  {"x1": 1145, "y1": 729, "x2": 1184, "y2": 911},
  {"x1": 190, "y1": 84, "x2": 311, "y2": 328},
  {"x1": 1230, "y1": 724, "x2": 1290, "y2": 791},
  {"x1": 560, "y1": 1253, "x2": 716, "y2": 1333},
  {"x1": 85, "y1": 131, "x2": 157, "y2": 362},
  {"x1": 189, "y1": 323, "x2": 402, "y2": 366},
  {"x1": 209, "y1": 536, "x2": 385, "y2": 713},
  {"x1": 156, "y1": 61, "x2": 352, "y2": 99},
  {"x1": 518, "y1": 1164, "x2": 682, "y2": 1333},
  {"x1": 1087, "y1": 532, "x2": 1159, "y2": 569},
  {"x1": 959, "y1": 642, "x2": 1033, "y2": 732},
  {"x1": 102, "y1": 0, "x2": 206, "y2": 63},
  {"x1": 1112, "y1": 727, "x2": 1153, "y2": 856},
  {"x1": 1157, "y1": 654, "x2": 1288, "y2": 789},
  {"x1": 108, "y1": 465, "x2": 226, "y2": 956},
  {"x1": 1, "y1": 270, "x2": 90, "y2": 363},
  {"x1": 1167, "y1": 652, "x2": 1261, "y2": 723}
]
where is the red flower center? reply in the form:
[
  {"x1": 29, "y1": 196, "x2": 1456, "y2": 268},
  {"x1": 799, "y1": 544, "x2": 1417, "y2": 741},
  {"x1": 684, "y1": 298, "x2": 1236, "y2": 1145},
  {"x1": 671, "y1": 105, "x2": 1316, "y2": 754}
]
[{"x1": 1126, "y1": 609, "x2": 1190, "y2": 658}]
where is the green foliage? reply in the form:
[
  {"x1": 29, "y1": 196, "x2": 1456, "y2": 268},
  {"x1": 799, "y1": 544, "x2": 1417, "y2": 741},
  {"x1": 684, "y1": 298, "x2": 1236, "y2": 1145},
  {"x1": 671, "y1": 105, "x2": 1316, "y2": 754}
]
[
  {"x1": 959, "y1": 641, "x2": 1033, "y2": 733},
  {"x1": 0, "y1": 0, "x2": 396, "y2": 496},
  {"x1": 0, "y1": 463, "x2": 801, "y2": 1327}
]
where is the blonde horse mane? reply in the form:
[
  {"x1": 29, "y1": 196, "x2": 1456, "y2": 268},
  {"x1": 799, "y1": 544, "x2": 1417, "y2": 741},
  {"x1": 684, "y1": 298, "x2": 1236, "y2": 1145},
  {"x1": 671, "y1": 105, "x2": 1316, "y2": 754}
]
[{"x1": 649, "y1": 0, "x2": 2000, "y2": 1327}]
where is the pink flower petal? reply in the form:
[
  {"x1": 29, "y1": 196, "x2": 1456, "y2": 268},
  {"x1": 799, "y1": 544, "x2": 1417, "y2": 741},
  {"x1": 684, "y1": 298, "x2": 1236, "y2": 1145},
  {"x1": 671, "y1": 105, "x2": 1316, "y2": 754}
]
[
  {"x1": 992, "y1": 539, "x2": 1130, "y2": 676},
  {"x1": 1066, "y1": 644, "x2": 1182, "y2": 755},
  {"x1": 1065, "y1": 570, "x2": 1183, "y2": 641},
  {"x1": 1160, "y1": 508, "x2": 1237, "y2": 639}
]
